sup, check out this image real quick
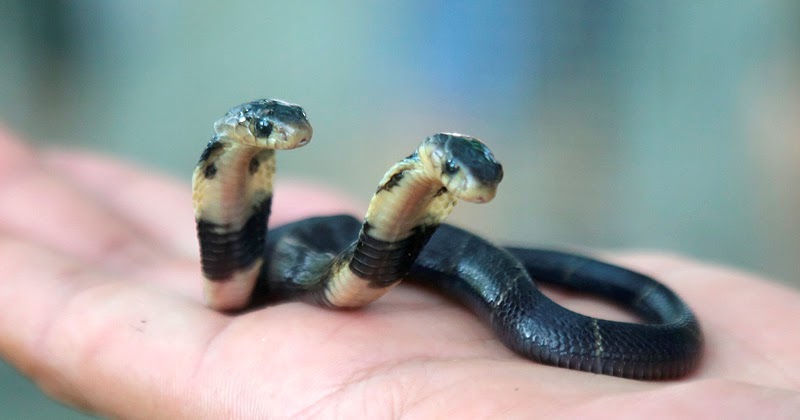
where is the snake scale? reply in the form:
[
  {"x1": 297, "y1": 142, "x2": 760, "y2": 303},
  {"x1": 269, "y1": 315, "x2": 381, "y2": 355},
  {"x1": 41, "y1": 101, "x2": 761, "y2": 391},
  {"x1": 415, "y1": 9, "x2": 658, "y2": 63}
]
[{"x1": 192, "y1": 99, "x2": 703, "y2": 380}]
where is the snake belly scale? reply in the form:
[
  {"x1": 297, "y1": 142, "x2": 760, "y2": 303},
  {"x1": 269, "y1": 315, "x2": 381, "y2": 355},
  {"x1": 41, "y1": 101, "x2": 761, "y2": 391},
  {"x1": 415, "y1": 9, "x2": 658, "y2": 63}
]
[{"x1": 192, "y1": 99, "x2": 703, "y2": 380}]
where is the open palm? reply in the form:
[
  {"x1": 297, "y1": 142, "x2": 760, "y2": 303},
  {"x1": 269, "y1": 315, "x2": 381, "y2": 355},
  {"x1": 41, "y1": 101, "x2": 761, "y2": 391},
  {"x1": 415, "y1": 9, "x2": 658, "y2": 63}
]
[{"x1": 0, "y1": 128, "x2": 798, "y2": 419}]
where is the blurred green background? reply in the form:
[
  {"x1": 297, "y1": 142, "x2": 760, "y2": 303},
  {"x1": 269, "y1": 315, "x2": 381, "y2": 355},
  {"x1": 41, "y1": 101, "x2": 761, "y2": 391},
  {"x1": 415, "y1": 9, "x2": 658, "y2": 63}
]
[{"x1": 1, "y1": 1, "x2": 799, "y2": 418}]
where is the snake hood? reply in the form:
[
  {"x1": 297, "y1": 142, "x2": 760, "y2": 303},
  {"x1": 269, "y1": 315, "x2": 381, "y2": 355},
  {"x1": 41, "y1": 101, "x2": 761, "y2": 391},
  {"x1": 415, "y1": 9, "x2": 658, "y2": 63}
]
[{"x1": 193, "y1": 99, "x2": 313, "y2": 310}]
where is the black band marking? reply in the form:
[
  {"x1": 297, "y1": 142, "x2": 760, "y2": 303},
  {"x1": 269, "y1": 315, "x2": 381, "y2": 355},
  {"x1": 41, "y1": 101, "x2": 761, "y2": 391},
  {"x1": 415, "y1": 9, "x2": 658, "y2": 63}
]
[
  {"x1": 199, "y1": 137, "x2": 224, "y2": 180},
  {"x1": 376, "y1": 170, "x2": 405, "y2": 193},
  {"x1": 349, "y1": 225, "x2": 438, "y2": 286},
  {"x1": 204, "y1": 163, "x2": 218, "y2": 179},
  {"x1": 248, "y1": 153, "x2": 262, "y2": 175},
  {"x1": 197, "y1": 197, "x2": 272, "y2": 280},
  {"x1": 198, "y1": 136, "x2": 224, "y2": 164}
]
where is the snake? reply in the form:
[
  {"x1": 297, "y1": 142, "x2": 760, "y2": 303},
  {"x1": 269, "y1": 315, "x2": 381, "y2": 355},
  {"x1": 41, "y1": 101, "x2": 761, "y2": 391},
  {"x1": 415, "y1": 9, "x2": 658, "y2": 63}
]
[{"x1": 192, "y1": 99, "x2": 703, "y2": 380}]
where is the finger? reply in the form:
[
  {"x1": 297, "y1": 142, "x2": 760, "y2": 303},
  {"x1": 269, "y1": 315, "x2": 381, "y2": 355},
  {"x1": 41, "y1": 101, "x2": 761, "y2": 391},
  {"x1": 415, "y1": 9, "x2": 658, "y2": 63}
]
[
  {"x1": 0, "y1": 130, "x2": 160, "y2": 268},
  {"x1": 0, "y1": 124, "x2": 36, "y2": 179},
  {"x1": 43, "y1": 150, "x2": 199, "y2": 257},
  {"x1": 0, "y1": 236, "x2": 227, "y2": 417}
]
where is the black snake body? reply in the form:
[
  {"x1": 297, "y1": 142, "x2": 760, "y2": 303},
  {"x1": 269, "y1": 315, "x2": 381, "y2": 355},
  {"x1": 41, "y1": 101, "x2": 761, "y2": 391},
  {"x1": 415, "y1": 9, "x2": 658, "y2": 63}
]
[
  {"x1": 260, "y1": 215, "x2": 702, "y2": 380},
  {"x1": 193, "y1": 99, "x2": 703, "y2": 380}
]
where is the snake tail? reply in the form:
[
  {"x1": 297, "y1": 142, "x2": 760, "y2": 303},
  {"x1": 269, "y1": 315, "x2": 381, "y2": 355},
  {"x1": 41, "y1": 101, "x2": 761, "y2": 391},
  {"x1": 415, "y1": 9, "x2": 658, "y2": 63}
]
[
  {"x1": 192, "y1": 99, "x2": 312, "y2": 311},
  {"x1": 410, "y1": 229, "x2": 703, "y2": 380}
]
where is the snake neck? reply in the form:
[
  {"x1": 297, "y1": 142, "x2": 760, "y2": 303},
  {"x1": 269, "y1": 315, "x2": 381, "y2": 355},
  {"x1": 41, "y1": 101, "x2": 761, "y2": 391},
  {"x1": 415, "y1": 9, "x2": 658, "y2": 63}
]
[
  {"x1": 319, "y1": 158, "x2": 458, "y2": 308},
  {"x1": 192, "y1": 136, "x2": 276, "y2": 309},
  {"x1": 364, "y1": 159, "x2": 457, "y2": 241}
]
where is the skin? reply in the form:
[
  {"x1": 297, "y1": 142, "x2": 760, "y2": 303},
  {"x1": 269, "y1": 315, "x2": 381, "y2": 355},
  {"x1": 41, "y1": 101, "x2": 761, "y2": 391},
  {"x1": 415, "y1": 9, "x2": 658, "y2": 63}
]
[{"x1": 0, "y1": 126, "x2": 798, "y2": 419}]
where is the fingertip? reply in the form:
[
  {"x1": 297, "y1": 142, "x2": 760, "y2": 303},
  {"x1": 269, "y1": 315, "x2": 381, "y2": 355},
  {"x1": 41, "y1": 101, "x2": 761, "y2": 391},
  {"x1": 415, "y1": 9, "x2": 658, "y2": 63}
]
[{"x1": 0, "y1": 124, "x2": 37, "y2": 181}]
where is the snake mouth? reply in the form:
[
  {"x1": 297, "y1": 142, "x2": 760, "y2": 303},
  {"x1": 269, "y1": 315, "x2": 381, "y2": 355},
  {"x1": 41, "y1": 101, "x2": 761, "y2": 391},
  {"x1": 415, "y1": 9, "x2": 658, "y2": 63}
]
[
  {"x1": 266, "y1": 129, "x2": 295, "y2": 150},
  {"x1": 273, "y1": 124, "x2": 313, "y2": 150},
  {"x1": 469, "y1": 194, "x2": 492, "y2": 203},
  {"x1": 445, "y1": 176, "x2": 498, "y2": 203},
  {"x1": 457, "y1": 188, "x2": 497, "y2": 203}
]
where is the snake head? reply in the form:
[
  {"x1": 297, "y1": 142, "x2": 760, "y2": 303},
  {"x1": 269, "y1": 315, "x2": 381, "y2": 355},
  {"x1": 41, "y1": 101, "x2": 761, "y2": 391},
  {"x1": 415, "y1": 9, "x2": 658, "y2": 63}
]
[
  {"x1": 420, "y1": 133, "x2": 504, "y2": 203},
  {"x1": 213, "y1": 99, "x2": 313, "y2": 150}
]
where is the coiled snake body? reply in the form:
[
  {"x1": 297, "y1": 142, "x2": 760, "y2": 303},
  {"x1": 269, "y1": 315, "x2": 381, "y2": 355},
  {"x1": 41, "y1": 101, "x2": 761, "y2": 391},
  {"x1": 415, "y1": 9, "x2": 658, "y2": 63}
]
[{"x1": 192, "y1": 99, "x2": 703, "y2": 380}]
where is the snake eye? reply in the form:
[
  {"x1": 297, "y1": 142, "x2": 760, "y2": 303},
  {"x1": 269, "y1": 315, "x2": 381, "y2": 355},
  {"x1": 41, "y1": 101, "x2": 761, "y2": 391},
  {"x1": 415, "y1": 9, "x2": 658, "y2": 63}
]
[
  {"x1": 254, "y1": 119, "x2": 273, "y2": 138},
  {"x1": 443, "y1": 159, "x2": 460, "y2": 175}
]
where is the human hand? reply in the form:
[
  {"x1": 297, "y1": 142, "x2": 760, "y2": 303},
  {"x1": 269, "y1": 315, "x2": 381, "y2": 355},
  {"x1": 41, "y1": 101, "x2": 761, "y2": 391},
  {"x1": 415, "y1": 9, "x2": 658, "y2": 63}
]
[{"x1": 0, "y1": 127, "x2": 798, "y2": 418}]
